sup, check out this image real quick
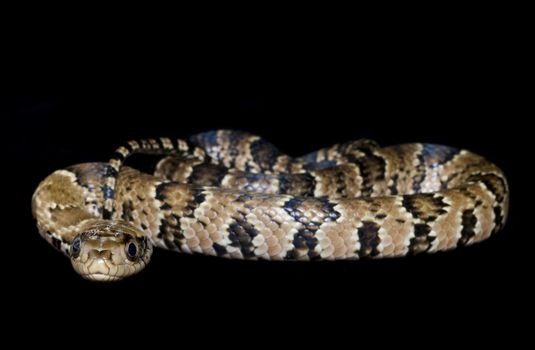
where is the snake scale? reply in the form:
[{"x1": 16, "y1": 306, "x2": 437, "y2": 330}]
[{"x1": 32, "y1": 130, "x2": 509, "y2": 281}]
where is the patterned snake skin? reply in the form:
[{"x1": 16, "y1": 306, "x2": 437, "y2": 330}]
[{"x1": 32, "y1": 130, "x2": 509, "y2": 281}]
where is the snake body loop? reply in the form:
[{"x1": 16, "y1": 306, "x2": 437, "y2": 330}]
[{"x1": 32, "y1": 130, "x2": 509, "y2": 281}]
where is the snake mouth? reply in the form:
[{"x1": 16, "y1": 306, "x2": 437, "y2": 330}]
[{"x1": 83, "y1": 273, "x2": 121, "y2": 282}]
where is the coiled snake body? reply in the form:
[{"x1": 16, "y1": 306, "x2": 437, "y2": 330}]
[{"x1": 32, "y1": 130, "x2": 509, "y2": 281}]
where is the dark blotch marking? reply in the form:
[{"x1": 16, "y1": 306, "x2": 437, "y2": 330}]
[
  {"x1": 103, "y1": 208, "x2": 113, "y2": 220},
  {"x1": 249, "y1": 138, "x2": 283, "y2": 171},
  {"x1": 286, "y1": 229, "x2": 321, "y2": 260},
  {"x1": 155, "y1": 184, "x2": 206, "y2": 222},
  {"x1": 402, "y1": 193, "x2": 443, "y2": 254},
  {"x1": 493, "y1": 206, "x2": 504, "y2": 234},
  {"x1": 163, "y1": 238, "x2": 177, "y2": 250},
  {"x1": 279, "y1": 174, "x2": 316, "y2": 196},
  {"x1": 283, "y1": 197, "x2": 340, "y2": 259},
  {"x1": 243, "y1": 172, "x2": 264, "y2": 182},
  {"x1": 388, "y1": 145, "x2": 409, "y2": 195},
  {"x1": 414, "y1": 223, "x2": 431, "y2": 236},
  {"x1": 104, "y1": 165, "x2": 118, "y2": 178},
  {"x1": 212, "y1": 243, "x2": 228, "y2": 256},
  {"x1": 283, "y1": 197, "x2": 341, "y2": 227},
  {"x1": 467, "y1": 173, "x2": 507, "y2": 232},
  {"x1": 218, "y1": 130, "x2": 246, "y2": 168},
  {"x1": 227, "y1": 215, "x2": 259, "y2": 258},
  {"x1": 409, "y1": 223, "x2": 435, "y2": 254},
  {"x1": 346, "y1": 148, "x2": 387, "y2": 196},
  {"x1": 164, "y1": 188, "x2": 207, "y2": 231},
  {"x1": 124, "y1": 142, "x2": 134, "y2": 153},
  {"x1": 155, "y1": 182, "x2": 170, "y2": 201},
  {"x1": 189, "y1": 163, "x2": 228, "y2": 186},
  {"x1": 193, "y1": 190, "x2": 206, "y2": 206},
  {"x1": 357, "y1": 221, "x2": 381, "y2": 258},
  {"x1": 158, "y1": 213, "x2": 183, "y2": 252},
  {"x1": 121, "y1": 200, "x2": 135, "y2": 222},
  {"x1": 467, "y1": 173, "x2": 507, "y2": 204},
  {"x1": 402, "y1": 194, "x2": 449, "y2": 222},
  {"x1": 412, "y1": 150, "x2": 427, "y2": 194},
  {"x1": 160, "y1": 203, "x2": 171, "y2": 210},
  {"x1": 110, "y1": 151, "x2": 125, "y2": 162},
  {"x1": 303, "y1": 158, "x2": 338, "y2": 171},
  {"x1": 459, "y1": 209, "x2": 477, "y2": 246},
  {"x1": 283, "y1": 197, "x2": 304, "y2": 222},
  {"x1": 102, "y1": 185, "x2": 114, "y2": 200},
  {"x1": 389, "y1": 173, "x2": 399, "y2": 195}
]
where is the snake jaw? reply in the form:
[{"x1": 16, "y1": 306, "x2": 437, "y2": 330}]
[
  {"x1": 70, "y1": 220, "x2": 153, "y2": 282},
  {"x1": 83, "y1": 272, "x2": 122, "y2": 282}
]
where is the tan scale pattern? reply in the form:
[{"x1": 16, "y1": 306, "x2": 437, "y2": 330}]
[
  {"x1": 114, "y1": 167, "x2": 164, "y2": 246},
  {"x1": 236, "y1": 195, "x2": 301, "y2": 259},
  {"x1": 312, "y1": 164, "x2": 363, "y2": 198},
  {"x1": 427, "y1": 189, "x2": 474, "y2": 251},
  {"x1": 465, "y1": 183, "x2": 498, "y2": 243},
  {"x1": 221, "y1": 170, "x2": 281, "y2": 194},
  {"x1": 31, "y1": 131, "x2": 510, "y2": 281}
]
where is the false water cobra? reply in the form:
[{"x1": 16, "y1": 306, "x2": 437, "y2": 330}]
[{"x1": 32, "y1": 130, "x2": 509, "y2": 281}]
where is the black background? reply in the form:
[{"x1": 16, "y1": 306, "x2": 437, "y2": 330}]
[{"x1": 2, "y1": 19, "x2": 530, "y2": 343}]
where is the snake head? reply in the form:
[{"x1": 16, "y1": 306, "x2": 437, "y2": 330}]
[{"x1": 70, "y1": 220, "x2": 153, "y2": 282}]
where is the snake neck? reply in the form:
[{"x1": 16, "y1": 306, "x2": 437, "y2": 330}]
[{"x1": 32, "y1": 163, "x2": 110, "y2": 255}]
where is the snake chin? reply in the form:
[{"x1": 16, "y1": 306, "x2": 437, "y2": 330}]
[
  {"x1": 70, "y1": 220, "x2": 153, "y2": 282},
  {"x1": 83, "y1": 273, "x2": 122, "y2": 282}
]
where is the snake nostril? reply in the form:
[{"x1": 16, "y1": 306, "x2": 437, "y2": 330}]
[{"x1": 89, "y1": 249, "x2": 112, "y2": 260}]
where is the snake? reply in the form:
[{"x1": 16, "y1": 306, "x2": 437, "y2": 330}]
[{"x1": 32, "y1": 130, "x2": 509, "y2": 281}]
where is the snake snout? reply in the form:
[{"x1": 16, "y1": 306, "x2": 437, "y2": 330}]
[
  {"x1": 88, "y1": 249, "x2": 113, "y2": 260},
  {"x1": 69, "y1": 219, "x2": 154, "y2": 282}
]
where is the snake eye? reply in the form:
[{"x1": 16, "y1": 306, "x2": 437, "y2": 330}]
[
  {"x1": 125, "y1": 240, "x2": 139, "y2": 260},
  {"x1": 71, "y1": 236, "x2": 81, "y2": 257}
]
